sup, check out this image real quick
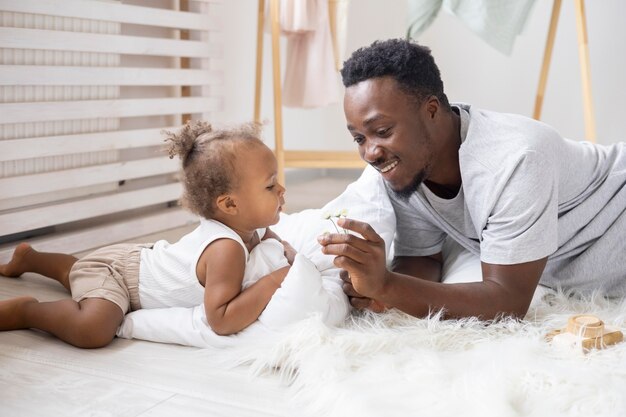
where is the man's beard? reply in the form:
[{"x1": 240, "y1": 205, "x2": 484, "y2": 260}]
[{"x1": 390, "y1": 169, "x2": 426, "y2": 201}]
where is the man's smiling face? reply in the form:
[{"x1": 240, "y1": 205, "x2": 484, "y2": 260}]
[{"x1": 344, "y1": 76, "x2": 435, "y2": 199}]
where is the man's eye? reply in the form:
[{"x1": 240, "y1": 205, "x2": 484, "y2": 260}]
[
  {"x1": 353, "y1": 135, "x2": 365, "y2": 145},
  {"x1": 377, "y1": 128, "x2": 390, "y2": 136},
  {"x1": 266, "y1": 184, "x2": 275, "y2": 190}
]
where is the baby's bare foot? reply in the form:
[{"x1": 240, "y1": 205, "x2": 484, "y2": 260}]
[
  {"x1": 0, "y1": 296, "x2": 37, "y2": 330},
  {"x1": 0, "y1": 243, "x2": 34, "y2": 277}
]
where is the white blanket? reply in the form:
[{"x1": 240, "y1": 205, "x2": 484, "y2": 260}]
[
  {"x1": 117, "y1": 166, "x2": 396, "y2": 347},
  {"x1": 117, "y1": 241, "x2": 350, "y2": 347}
]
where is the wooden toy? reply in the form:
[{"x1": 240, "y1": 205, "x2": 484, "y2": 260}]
[{"x1": 546, "y1": 314, "x2": 624, "y2": 352}]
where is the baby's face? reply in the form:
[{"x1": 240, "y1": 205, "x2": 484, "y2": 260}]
[{"x1": 233, "y1": 142, "x2": 286, "y2": 228}]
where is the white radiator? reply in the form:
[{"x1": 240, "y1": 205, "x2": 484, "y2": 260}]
[{"x1": 0, "y1": 0, "x2": 222, "y2": 258}]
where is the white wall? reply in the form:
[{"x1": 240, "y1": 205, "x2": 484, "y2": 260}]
[{"x1": 216, "y1": 0, "x2": 625, "y2": 148}]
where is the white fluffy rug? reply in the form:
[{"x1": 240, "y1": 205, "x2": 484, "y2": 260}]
[{"x1": 211, "y1": 289, "x2": 626, "y2": 417}]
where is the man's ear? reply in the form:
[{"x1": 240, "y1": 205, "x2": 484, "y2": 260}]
[
  {"x1": 425, "y1": 96, "x2": 440, "y2": 119},
  {"x1": 216, "y1": 194, "x2": 238, "y2": 215}
]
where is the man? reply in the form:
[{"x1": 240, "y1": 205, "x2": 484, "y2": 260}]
[{"x1": 318, "y1": 39, "x2": 626, "y2": 320}]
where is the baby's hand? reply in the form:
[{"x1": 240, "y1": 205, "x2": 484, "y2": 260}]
[
  {"x1": 262, "y1": 227, "x2": 281, "y2": 242},
  {"x1": 281, "y1": 240, "x2": 297, "y2": 265}
]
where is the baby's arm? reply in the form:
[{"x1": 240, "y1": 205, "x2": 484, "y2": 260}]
[{"x1": 198, "y1": 238, "x2": 289, "y2": 335}]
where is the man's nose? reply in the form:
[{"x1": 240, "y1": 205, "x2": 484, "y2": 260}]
[{"x1": 362, "y1": 140, "x2": 383, "y2": 164}]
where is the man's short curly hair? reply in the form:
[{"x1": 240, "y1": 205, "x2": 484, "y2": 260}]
[{"x1": 341, "y1": 38, "x2": 450, "y2": 109}]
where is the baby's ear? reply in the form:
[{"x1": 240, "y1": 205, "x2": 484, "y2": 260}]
[{"x1": 215, "y1": 194, "x2": 238, "y2": 215}]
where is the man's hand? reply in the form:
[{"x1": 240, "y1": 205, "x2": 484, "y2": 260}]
[
  {"x1": 318, "y1": 218, "x2": 389, "y2": 304},
  {"x1": 339, "y1": 270, "x2": 388, "y2": 312}
]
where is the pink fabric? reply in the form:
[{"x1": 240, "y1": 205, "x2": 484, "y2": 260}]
[{"x1": 267, "y1": 0, "x2": 340, "y2": 108}]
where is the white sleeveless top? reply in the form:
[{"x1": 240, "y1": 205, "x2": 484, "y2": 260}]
[{"x1": 138, "y1": 219, "x2": 258, "y2": 309}]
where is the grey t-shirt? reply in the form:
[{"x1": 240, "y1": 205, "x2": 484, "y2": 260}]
[{"x1": 390, "y1": 103, "x2": 626, "y2": 295}]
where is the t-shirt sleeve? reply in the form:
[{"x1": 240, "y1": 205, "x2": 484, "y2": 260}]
[
  {"x1": 479, "y1": 150, "x2": 558, "y2": 264},
  {"x1": 392, "y1": 198, "x2": 447, "y2": 257}
]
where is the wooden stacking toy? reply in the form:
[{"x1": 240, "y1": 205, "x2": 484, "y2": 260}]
[{"x1": 546, "y1": 314, "x2": 624, "y2": 352}]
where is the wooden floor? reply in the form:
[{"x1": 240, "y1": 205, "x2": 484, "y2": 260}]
[
  {"x1": 283, "y1": 168, "x2": 362, "y2": 213},
  {"x1": 0, "y1": 168, "x2": 363, "y2": 417}
]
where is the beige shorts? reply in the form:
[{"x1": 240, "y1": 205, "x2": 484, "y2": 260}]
[{"x1": 69, "y1": 243, "x2": 152, "y2": 314}]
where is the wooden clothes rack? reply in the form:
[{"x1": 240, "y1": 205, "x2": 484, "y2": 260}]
[
  {"x1": 255, "y1": 0, "x2": 599, "y2": 186},
  {"x1": 534, "y1": 0, "x2": 596, "y2": 142},
  {"x1": 254, "y1": 0, "x2": 364, "y2": 186}
]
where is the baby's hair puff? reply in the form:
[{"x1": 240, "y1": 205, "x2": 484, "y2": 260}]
[
  {"x1": 162, "y1": 120, "x2": 264, "y2": 220},
  {"x1": 164, "y1": 119, "x2": 214, "y2": 164}
]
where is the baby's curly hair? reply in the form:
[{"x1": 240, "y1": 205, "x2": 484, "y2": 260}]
[
  {"x1": 163, "y1": 120, "x2": 263, "y2": 219},
  {"x1": 341, "y1": 38, "x2": 450, "y2": 109}
]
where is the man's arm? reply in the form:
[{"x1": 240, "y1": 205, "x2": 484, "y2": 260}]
[
  {"x1": 319, "y1": 218, "x2": 546, "y2": 320},
  {"x1": 374, "y1": 258, "x2": 546, "y2": 319},
  {"x1": 342, "y1": 254, "x2": 443, "y2": 311},
  {"x1": 391, "y1": 254, "x2": 443, "y2": 283}
]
